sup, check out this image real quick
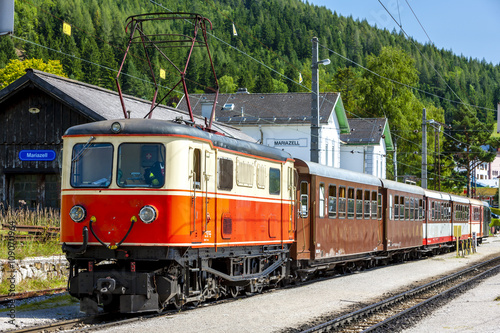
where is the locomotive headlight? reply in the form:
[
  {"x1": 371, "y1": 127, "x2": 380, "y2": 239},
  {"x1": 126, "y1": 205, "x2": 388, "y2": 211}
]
[
  {"x1": 139, "y1": 205, "x2": 157, "y2": 224},
  {"x1": 69, "y1": 205, "x2": 86, "y2": 223},
  {"x1": 110, "y1": 122, "x2": 122, "y2": 134}
]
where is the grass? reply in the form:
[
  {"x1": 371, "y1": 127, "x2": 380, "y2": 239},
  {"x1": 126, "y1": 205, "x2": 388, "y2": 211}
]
[
  {"x1": 0, "y1": 204, "x2": 62, "y2": 259},
  {"x1": 0, "y1": 275, "x2": 67, "y2": 295},
  {"x1": 0, "y1": 294, "x2": 77, "y2": 313},
  {"x1": 0, "y1": 203, "x2": 60, "y2": 227},
  {"x1": 0, "y1": 237, "x2": 63, "y2": 259}
]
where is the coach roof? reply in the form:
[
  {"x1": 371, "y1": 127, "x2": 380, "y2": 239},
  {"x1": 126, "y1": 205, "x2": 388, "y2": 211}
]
[{"x1": 64, "y1": 119, "x2": 293, "y2": 162}]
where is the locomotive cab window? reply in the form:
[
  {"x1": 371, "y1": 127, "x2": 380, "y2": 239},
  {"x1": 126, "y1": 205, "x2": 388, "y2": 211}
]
[
  {"x1": 71, "y1": 143, "x2": 113, "y2": 188},
  {"x1": 117, "y1": 143, "x2": 165, "y2": 188}
]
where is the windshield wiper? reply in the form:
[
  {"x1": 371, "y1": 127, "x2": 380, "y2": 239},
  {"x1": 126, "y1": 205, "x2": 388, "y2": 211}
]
[{"x1": 71, "y1": 136, "x2": 96, "y2": 162}]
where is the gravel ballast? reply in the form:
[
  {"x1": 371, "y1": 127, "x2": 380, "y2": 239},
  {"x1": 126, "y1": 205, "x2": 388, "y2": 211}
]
[{"x1": 1, "y1": 236, "x2": 499, "y2": 332}]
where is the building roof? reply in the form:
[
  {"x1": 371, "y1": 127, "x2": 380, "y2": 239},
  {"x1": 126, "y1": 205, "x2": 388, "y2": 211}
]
[
  {"x1": 0, "y1": 69, "x2": 253, "y2": 141},
  {"x1": 340, "y1": 118, "x2": 394, "y2": 151},
  {"x1": 176, "y1": 92, "x2": 350, "y2": 133}
]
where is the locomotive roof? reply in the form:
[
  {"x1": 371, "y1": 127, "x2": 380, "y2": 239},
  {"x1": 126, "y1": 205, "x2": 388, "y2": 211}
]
[
  {"x1": 64, "y1": 119, "x2": 293, "y2": 162},
  {"x1": 295, "y1": 159, "x2": 382, "y2": 187},
  {"x1": 380, "y1": 179, "x2": 425, "y2": 196}
]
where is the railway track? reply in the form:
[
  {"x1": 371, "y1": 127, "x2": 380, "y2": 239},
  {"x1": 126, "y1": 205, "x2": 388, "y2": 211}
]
[{"x1": 300, "y1": 255, "x2": 500, "y2": 333}]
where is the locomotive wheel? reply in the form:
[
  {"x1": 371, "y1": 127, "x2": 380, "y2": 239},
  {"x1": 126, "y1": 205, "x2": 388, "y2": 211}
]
[{"x1": 230, "y1": 286, "x2": 239, "y2": 298}]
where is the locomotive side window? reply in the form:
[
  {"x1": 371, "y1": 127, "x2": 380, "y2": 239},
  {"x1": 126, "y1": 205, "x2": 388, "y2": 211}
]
[
  {"x1": 117, "y1": 143, "x2": 165, "y2": 188},
  {"x1": 218, "y1": 158, "x2": 234, "y2": 191},
  {"x1": 300, "y1": 182, "x2": 308, "y2": 217},
  {"x1": 256, "y1": 164, "x2": 266, "y2": 189},
  {"x1": 269, "y1": 168, "x2": 280, "y2": 195},
  {"x1": 319, "y1": 183, "x2": 325, "y2": 218},
  {"x1": 356, "y1": 189, "x2": 363, "y2": 219},
  {"x1": 347, "y1": 187, "x2": 355, "y2": 219},
  {"x1": 71, "y1": 143, "x2": 113, "y2": 188},
  {"x1": 338, "y1": 186, "x2": 346, "y2": 218},
  {"x1": 328, "y1": 185, "x2": 337, "y2": 218},
  {"x1": 236, "y1": 158, "x2": 254, "y2": 187}
]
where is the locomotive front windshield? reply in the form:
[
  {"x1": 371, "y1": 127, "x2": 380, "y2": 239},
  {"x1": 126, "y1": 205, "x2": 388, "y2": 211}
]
[
  {"x1": 117, "y1": 143, "x2": 165, "y2": 188},
  {"x1": 71, "y1": 143, "x2": 113, "y2": 187}
]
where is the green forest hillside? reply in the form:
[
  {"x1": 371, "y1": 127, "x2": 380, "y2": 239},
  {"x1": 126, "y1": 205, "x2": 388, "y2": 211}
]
[{"x1": 1, "y1": 0, "x2": 499, "y2": 191}]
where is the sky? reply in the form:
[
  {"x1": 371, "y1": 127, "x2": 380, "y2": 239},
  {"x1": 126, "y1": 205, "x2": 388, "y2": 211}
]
[{"x1": 309, "y1": 0, "x2": 500, "y2": 65}]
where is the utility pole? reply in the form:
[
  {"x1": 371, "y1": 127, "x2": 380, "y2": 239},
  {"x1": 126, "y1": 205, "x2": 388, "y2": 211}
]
[
  {"x1": 310, "y1": 37, "x2": 330, "y2": 163},
  {"x1": 422, "y1": 108, "x2": 427, "y2": 189},
  {"x1": 311, "y1": 37, "x2": 320, "y2": 163}
]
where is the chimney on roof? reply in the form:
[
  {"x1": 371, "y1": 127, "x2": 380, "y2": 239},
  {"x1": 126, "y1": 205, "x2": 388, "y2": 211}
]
[
  {"x1": 236, "y1": 88, "x2": 249, "y2": 94},
  {"x1": 201, "y1": 101, "x2": 214, "y2": 119}
]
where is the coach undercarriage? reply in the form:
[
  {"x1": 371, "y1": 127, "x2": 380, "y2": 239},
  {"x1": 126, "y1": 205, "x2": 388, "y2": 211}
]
[{"x1": 66, "y1": 245, "x2": 290, "y2": 314}]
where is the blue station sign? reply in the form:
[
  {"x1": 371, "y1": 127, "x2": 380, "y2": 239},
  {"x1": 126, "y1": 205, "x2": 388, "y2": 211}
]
[{"x1": 19, "y1": 150, "x2": 56, "y2": 161}]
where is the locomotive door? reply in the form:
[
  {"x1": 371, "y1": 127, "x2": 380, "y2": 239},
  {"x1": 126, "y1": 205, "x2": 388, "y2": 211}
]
[{"x1": 189, "y1": 146, "x2": 208, "y2": 243}]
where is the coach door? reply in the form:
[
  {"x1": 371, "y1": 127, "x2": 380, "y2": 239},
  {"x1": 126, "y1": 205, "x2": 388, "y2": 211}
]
[{"x1": 295, "y1": 175, "x2": 311, "y2": 260}]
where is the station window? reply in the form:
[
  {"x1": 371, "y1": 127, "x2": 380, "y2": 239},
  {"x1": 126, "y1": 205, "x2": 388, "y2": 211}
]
[{"x1": 328, "y1": 185, "x2": 337, "y2": 218}]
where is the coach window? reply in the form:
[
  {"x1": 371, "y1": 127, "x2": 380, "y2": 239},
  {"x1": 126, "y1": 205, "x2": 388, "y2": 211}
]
[
  {"x1": 410, "y1": 198, "x2": 415, "y2": 220},
  {"x1": 356, "y1": 189, "x2": 363, "y2": 219},
  {"x1": 377, "y1": 193, "x2": 383, "y2": 219},
  {"x1": 364, "y1": 190, "x2": 371, "y2": 219},
  {"x1": 269, "y1": 168, "x2": 280, "y2": 195},
  {"x1": 117, "y1": 143, "x2": 165, "y2": 188},
  {"x1": 371, "y1": 191, "x2": 378, "y2": 219},
  {"x1": 328, "y1": 185, "x2": 337, "y2": 218},
  {"x1": 419, "y1": 199, "x2": 423, "y2": 221},
  {"x1": 218, "y1": 158, "x2": 233, "y2": 191},
  {"x1": 72, "y1": 143, "x2": 113, "y2": 188},
  {"x1": 300, "y1": 182, "x2": 309, "y2": 217},
  {"x1": 319, "y1": 183, "x2": 325, "y2": 218},
  {"x1": 394, "y1": 195, "x2": 399, "y2": 220},
  {"x1": 339, "y1": 186, "x2": 346, "y2": 219},
  {"x1": 389, "y1": 195, "x2": 393, "y2": 220},
  {"x1": 347, "y1": 187, "x2": 355, "y2": 219},
  {"x1": 404, "y1": 197, "x2": 409, "y2": 220},
  {"x1": 399, "y1": 196, "x2": 404, "y2": 220}
]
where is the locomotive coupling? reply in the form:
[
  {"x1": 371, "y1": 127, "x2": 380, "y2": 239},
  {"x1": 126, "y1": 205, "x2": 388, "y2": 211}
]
[{"x1": 97, "y1": 278, "x2": 116, "y2": 294}]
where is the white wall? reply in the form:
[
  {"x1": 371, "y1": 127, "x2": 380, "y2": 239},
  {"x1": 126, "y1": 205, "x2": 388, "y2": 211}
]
[{"x1": 236, "y1": 118, "x2": 341, "y2": 167}]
